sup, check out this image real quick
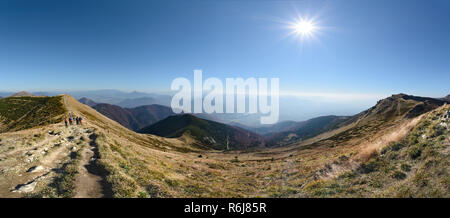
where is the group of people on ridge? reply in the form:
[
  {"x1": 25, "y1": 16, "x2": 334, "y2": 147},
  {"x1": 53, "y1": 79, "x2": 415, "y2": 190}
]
[{"x1": 64, "y1": 114, "x2": 83, "y2": 127}]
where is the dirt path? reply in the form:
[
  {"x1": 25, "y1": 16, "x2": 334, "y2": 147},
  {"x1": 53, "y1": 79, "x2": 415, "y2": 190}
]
[
  {"x1": 73, "y1": 132, "x2": 111, "y2": 198},
  {"x1": 73, "y1": 135, "x2": 102, "y2": 198},
  {"x1": 62, "y1": 96, "x2": 111, "y2": 197}
]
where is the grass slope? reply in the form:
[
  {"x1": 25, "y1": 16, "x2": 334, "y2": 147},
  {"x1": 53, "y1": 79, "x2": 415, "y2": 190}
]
[
  {"x1": 0, "y1": 96, "x2": 66, "y2": 133},
  {"x1": 304, "y1": 106, "x2": 450, "y2": 197}
]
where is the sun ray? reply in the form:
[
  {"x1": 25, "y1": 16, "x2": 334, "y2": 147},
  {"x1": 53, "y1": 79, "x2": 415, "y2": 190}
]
[{"x1": 288, "y1": 16, "x2": 319, "y2": 40}]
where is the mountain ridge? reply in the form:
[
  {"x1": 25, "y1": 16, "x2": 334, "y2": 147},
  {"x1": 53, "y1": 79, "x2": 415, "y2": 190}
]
[
  {"x1": 0, "y1": 93, "x2": 448, "y2": 198},
  {"x1": 78, "y1": 97, "x2": 98, "y2": 107},
  {"x1": 10, "y1": 91, "x2": 36, "y2": 97},
  {"x1": 139, "y1": 114, "x2": 265, "y2": 150},
  {"x1": 92, "y1": 103, "x2": 174, "y2": 131}
]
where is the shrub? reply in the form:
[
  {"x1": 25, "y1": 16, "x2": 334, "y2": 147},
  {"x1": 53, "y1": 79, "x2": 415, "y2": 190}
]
[
  {"x1": 358, "y1": 158, "x2": 381, "y2": 174},
  {"x1": 381, "y1": 142, "x2": 404, "y2": 155},
  {"x1": 409, "y1": 146, "x2": 422, "y2": 159},
  {"x1": 165, "y1": 179, "x2": 180, "y2": 187},
  {"x1": 430, "y1": 124, "x2": 445, "y2": 137},
  {"x1": 408, "y1": 133, "x2": 419, "y2": 144},
  {"x1": 413, "y1": 172, "x2": 428, "y2": 187},
  {"x1": 391, "y1": 142, "x2": 404, "y2": 151},
  {"x1": 400, "y1": 163, "x2": 411, "y2": 172},
  {"x1": 138, "y1": 191, "x2": 147, "y2": 198},
  {"x1": 392, "y1": 171, "x2": 406, "y2": 180}
]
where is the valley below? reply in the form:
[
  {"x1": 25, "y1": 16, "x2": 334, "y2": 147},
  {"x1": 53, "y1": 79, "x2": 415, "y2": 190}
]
[{"x1": 0, "y1": 93, "x2": 449, "y2": 198}]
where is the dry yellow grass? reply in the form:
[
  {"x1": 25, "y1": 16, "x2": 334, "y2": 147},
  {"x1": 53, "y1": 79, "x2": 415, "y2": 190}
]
[{"x1": 0, "y1": 95, "x2": 448, "y2": 198}]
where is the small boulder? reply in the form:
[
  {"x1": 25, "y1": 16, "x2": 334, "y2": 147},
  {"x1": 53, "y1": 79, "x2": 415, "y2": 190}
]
[
  {"x1": 421, "y1": 134, "x2": 427, "y2": 139},
  {"x1": 27, "y1": 165, "x2": 44, "y2": 173},
  {"x1": 14, "y1": 181, "x2": 37, "y2": 193}
]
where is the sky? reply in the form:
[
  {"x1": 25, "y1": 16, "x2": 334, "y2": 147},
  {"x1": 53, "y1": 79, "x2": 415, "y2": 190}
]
[{"x1": 1, "y1": 0, "x2": 450, "y2": 100}]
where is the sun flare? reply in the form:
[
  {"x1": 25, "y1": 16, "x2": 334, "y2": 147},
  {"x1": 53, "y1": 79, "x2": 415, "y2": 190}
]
[
  {"x1": 288, "y1": 17, "x2": 319, "y2": 40},
  {"x1": 294, "y1": 20, "x2": 315, "y2": 35}
]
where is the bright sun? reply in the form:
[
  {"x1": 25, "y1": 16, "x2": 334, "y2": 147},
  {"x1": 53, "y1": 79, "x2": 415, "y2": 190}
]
[
  {"x1": 294, "y1": 20, "x2": 315, "y2": 35},
  {"x1": 287, "y1": 17, "x2": 319, "y2": 40}
]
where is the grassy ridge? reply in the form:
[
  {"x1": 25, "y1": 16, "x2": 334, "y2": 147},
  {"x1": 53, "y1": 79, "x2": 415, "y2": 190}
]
[
  {"x1": 0, "y1": 96, "x2": 66, "y2": 132},
  {"x1": 304, "y1": 106, "x2": 450, "y2": 197}
]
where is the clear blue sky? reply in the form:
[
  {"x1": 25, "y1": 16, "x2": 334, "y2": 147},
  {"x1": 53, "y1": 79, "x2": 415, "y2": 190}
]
[{"x1": 1, "y1": 0, "x2": 449, "y2": 98}]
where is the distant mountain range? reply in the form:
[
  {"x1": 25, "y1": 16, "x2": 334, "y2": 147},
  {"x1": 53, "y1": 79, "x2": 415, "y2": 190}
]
[
  {"x1": 117, "y1": 96, "x2": 166, "y2": 108},
  {"x1": 22, "y1": 89, "x2": 173, "y2": 107},
  {"x1": 9, "y1": 91, "x2": 36, "y2": 97},
  {"x1": 92, "y1": 103, "x2": 175, "y2": 131},
  {"x1": 2, "y1": 89, "x2": 450, "y2": 128},
  {"x1": 230, "y1": 93, "x2": 450, "y2": 146},
  {"x1": 262, "y1": 115, "x2": 353, "y2": 145},
  {"x1": 86, "y1": 92, "x2": 450, "y2": 148},
  {"x1": 441, "y1": 94, "x2": 450, "y2": 102},
  {"x1": 0, "y1": 92, "x2": 449, "y2": 198},
  {"x1": 78, "y1": 97, "x2": 98, "y2": 107},
  {"x1": 139, "y1": 114, "x2": 265, "y2": 150}
]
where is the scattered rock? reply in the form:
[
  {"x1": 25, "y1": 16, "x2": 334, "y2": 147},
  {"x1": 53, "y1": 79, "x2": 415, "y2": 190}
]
[
  {"x1": 72, "y1": 146, "x2": 77, "y2": 152},
  {"x1": 27, "y1": 165, "x2": 44, "y2": 173},
  {"x1": 13, "y1": 181, "x2": 37, "y2": 193}
]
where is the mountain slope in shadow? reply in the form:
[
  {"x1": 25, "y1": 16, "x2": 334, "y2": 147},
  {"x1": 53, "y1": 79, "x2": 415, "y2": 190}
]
[
  {"x1": 139, "y1": 114, "x2": 265, "y2": 150},
  {"x1": 92, "y1": 103, "x2": 174, "y2": 131}
]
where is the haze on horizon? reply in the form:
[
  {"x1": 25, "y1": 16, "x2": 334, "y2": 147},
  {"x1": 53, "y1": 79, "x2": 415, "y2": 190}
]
[{"x1": 1, "y1": 0, "x2": 449, "y2": 120}]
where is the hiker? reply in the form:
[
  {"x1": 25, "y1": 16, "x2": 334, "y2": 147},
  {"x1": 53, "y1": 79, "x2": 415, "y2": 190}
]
[
  {"x1": 64, "y1": 118, "x2": 68, "y2": 127},
  {"x1": 75, "y1": 117, "x2": 79, "y2": 125},
  {"x1": 79, "y1": 116, "x2": 83, "y2": 125},
  {"x1": 69, "y1": 117, "x2": 73, "y2": 125}
]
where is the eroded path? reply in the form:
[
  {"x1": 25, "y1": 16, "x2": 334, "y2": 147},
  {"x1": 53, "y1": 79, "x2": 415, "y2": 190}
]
[{"x1": 73, "y1": 132, "x2": 108, "y2": 198}]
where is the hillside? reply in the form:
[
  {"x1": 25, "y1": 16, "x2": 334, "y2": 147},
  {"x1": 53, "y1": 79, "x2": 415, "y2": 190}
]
[
  {"x1": 92, "y1": 103, "x2": 174, "y2": 131},
  {"x1": 9, "y1": 91, "x2": 36, "y2": 97},
  {"x1": 263, "y1": 116, "x2": 352, "y2": 146},
  {"x1": 318, "y1": 94, "x2": 448, "y2": 146},
  {"x1": 302, "y1": 106, "x2": 450, "y2": 197},
  {"x1": 139, "y1": 114, "x2": 265, "y2": 150},
  {"x1": 0, "y1": 93, "x2": 448, "y2": 198},
  {"x1": 78, "y1": 97, "x2": 98, "y2": 107},
  {"x1": 0, "y1": 96, "x2": 66, "y2": 133},
  {"x1": 234, "y1": 120, "x2": 299, "y2": 135}
]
